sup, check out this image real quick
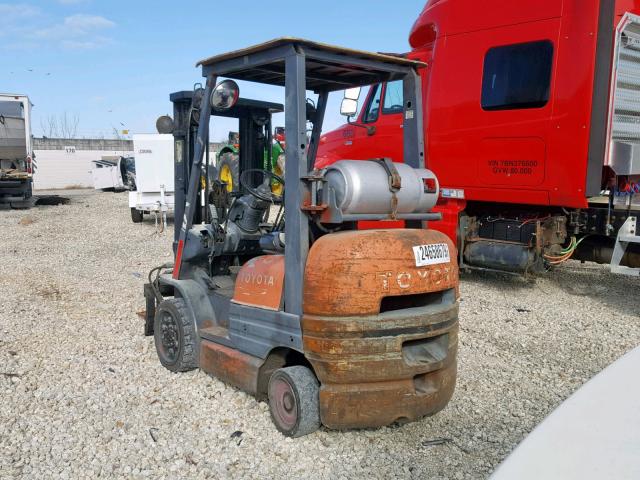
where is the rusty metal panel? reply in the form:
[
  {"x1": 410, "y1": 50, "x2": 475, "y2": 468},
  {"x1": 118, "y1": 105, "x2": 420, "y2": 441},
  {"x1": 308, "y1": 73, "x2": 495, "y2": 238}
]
[
  {"x1": 199, "y1": 340, "x2": 262, "y2": 396},
  {"x1": 319, "y1": 360, "x2": 457, "y2": 430},
  {"x1": 301, "y1": 228, "x2": 460, "y2": 429},
  {"x1": 303, "y1": 229, "x2": 459, "y2": 316},
  {"x1": 303, "y1": 298, "x2": 458, "y2": 430},
  {"x1": 232, "y1": 255, "x2": 285, "y2": 311},
  {"x1": 303, "y1": 309, "x2": 458, "y2": 384}
]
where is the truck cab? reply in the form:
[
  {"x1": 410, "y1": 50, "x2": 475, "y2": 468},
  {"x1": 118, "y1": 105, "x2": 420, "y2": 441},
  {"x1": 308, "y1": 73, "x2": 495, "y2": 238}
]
[{"x1": 317, "y1": 0, "x2": 640, "y2": 275}]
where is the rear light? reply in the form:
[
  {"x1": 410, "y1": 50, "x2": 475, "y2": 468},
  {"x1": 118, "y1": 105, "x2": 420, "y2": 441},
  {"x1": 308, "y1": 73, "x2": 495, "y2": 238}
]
[
  {"x1": 26, "y1": 156, "x2": 32, "y2": 174},
  {"x1": 423, "y1": 177, "x2": 437, "y2": 193}
]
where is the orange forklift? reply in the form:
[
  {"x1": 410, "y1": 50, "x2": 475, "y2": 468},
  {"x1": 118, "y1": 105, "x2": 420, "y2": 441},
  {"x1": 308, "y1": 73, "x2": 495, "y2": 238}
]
[{"x1": 144, "y1": 38, "x2": 459, "y2": 437}]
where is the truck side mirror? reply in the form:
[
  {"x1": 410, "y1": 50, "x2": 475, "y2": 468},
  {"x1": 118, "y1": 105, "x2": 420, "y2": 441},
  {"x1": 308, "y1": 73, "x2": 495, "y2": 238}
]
[
  {"x1": 340, "y1": 87, "x2": 361, "y2": 117},
  {"x1": 344, "y1": 87, "x2": 361, "y2": 100},
  {"x1": 340, "y1": 99, "x2": 358, "y2": 117}
]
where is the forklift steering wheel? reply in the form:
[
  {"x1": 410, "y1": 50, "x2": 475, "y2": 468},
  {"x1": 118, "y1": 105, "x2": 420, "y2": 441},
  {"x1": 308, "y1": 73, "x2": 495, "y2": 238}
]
[{"x1": 239, "y1": 169, "x2": 285, "y2": 202}]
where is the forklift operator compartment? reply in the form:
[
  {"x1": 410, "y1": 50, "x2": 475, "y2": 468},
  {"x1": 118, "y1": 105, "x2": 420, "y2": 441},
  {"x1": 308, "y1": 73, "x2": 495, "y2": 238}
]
[{"x1": 143, "y1": 38, "x2": 460, "y2": 437}]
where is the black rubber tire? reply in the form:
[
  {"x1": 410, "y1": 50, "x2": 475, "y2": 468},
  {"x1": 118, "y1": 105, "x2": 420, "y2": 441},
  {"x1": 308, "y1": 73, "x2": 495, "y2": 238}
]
[
  {"x1": 131, "y1": 207, "x2": 144, "y2": 223},
  {"x1": 153, "y1": 298, "x2": 198, "y2": 373},
  {"x1": 10, "y1": 200, "x2": 32, "y2": 209},
  {"x1": 217, "y1": 152, "x2": 240, "y2": 193},
  {"x1": 268, "y1": 366, "x2": 321, "y2": 437}
]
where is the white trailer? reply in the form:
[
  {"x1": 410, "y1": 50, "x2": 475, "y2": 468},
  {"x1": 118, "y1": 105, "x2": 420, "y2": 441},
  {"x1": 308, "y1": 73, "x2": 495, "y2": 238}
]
[{"x1": 128, "y1": 134, "x2": 174, "y2": 226}]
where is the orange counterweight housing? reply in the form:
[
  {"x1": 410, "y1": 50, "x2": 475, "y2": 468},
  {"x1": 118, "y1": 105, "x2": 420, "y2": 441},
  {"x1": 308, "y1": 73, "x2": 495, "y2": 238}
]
[{"x1": 302, "y1": 229, "x2": 459, "y2": 429}]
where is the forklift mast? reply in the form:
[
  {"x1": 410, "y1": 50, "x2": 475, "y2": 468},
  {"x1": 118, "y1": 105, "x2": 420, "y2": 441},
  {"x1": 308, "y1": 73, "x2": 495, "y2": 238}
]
[{"x1": 168, "y1": 90, "x2": 283, "y2": 250}]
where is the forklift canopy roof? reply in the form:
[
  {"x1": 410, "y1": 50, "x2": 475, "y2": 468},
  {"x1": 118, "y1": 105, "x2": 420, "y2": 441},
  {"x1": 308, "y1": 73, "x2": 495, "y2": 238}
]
[{"x1": 196, "y1": 37, "x2": 427, "y2": 92}]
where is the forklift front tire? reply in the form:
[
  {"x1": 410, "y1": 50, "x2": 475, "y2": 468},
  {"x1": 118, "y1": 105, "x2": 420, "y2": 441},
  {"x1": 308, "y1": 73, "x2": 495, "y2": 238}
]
[
  {"x1": 153, "y1": 298, "x2": 197, "y2": 373},
  {"x1": 268, "y1": 366, "x2": 320, "y2": 437},
  {"x1": 131, "y1": 207, "x2": 144, "y2": 223}
]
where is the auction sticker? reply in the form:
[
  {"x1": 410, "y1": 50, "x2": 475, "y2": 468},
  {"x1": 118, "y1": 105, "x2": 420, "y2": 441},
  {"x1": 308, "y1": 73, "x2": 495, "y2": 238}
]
[{"x1": 413, "y1": 243, "x2": 450, "y2": 267}]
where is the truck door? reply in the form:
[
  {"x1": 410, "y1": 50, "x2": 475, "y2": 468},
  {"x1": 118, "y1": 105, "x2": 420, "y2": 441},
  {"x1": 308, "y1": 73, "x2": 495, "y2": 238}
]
[
  {"x1": 317, "y1": 82, "x2": 404, "y2": 165},
  {"x1": 377, "y1": 80, "x2": 405, "y2": 162},
  {"x1": 352, "y1": 83, "x2": 383, "y2": 158},
  {"x1": 351, "y1": 81, "x2": 404, "y2": 162}
]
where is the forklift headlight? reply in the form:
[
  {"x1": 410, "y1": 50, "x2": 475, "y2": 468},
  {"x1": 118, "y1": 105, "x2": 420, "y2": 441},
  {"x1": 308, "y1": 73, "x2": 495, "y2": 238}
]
[{"x1": 210, "y1": 80, "x2": 240, "y2": 110}]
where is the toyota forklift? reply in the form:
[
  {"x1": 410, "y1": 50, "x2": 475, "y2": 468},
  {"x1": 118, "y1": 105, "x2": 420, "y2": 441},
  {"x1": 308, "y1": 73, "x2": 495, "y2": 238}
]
[{"x1": 144, "y1": 38, "x2": 460, "y2": 437}]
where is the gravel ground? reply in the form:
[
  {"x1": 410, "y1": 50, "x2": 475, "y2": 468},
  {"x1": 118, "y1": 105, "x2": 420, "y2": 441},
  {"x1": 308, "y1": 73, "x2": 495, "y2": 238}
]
[{"x1": 1, "y1": 190, "x2": 639, "y2": 479}]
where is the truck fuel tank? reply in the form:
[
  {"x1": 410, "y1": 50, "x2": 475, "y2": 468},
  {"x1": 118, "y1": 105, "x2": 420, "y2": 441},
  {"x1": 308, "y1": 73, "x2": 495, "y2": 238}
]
[{"x1": 324, "y1": 160, "x2": 439, "y2": 216}]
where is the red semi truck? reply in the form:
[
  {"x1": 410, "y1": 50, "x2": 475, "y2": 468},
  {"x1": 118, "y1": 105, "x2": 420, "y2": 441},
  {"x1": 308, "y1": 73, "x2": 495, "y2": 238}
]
[{"x1": 317, "y1": 0, "x2": 640, "y2": 275}]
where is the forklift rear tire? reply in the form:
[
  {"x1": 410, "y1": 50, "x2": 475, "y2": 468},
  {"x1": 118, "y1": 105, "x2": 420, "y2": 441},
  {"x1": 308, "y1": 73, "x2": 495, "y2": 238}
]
[
  {"x1": 153, "y1": 298, "x2": 198, "y2": 373},
  {"x1": 268, "y1": 366, "x2": 320, "y2": 437},
  {"x1": 131, "y1": 207, "x2": 144, "y2": 223}
]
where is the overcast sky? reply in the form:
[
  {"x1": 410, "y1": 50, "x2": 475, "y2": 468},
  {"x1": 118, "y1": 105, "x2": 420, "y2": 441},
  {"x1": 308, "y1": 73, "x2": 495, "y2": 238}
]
[{"x1": 2, "y1": 0, "x2": 425, "y2": 141}]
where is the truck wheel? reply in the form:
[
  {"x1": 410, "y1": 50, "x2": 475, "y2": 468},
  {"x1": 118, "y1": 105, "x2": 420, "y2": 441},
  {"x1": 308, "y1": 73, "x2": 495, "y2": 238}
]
[
  {"x1": 268, "y1": 366, "x2": 320, "y2": 437},
  {"x1": 10, "y1": 200, "x2": 32, "y2": 210},
  {"x1": 153, "y1": 298, "x2": 197, "y2": 373},
  {"x1": 131, "y1": 207, "x2": 144, "y2": 223},
  {"x1": 218, "y1": 152, "x2": 239, "y2": 193}
]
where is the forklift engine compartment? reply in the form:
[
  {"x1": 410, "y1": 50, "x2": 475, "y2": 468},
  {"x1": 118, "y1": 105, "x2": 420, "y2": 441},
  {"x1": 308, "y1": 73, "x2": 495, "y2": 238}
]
[{"x1": 144, "y1": 38, "x2": 459, "y2": 437}]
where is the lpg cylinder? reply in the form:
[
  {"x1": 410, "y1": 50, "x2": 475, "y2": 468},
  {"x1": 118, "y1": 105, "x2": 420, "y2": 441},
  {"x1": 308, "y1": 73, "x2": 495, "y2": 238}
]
[{"x1": 324, "y1": 160, "x2": 438, "y2": 215}]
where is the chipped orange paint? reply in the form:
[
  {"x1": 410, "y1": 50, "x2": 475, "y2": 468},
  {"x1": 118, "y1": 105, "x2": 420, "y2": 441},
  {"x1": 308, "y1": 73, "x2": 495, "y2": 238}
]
[
  {"x1": 301, "y1": 228, "x2": 460, "y2": 429},
  {"x1": 318, "y1": 361, "x2": 458, "y2": 429},
  {"x1": 303, "y1": 229, "x2": 459, "y2": 316},
  {"x1": 232, "y1": 255, "x2": 285, "y2": 311},
  {"x1": 199, "y1": 340, "x2": 262, "y2": 396}
]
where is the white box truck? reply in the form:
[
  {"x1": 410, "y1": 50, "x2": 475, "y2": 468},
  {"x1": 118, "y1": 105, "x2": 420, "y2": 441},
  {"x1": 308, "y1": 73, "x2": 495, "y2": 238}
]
[
  {"x1": 128, "y1": 134, "x2": 174, "y2": 224},
  {"x1": 0, "y1": 94, "x2": 34, "y2": 208}
]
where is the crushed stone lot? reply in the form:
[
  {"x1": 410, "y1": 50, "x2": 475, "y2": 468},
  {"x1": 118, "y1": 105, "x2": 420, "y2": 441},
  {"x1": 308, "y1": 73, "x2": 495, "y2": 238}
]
[{"x1": 1, "y1": 190, "x2": 639, "y2": 479}]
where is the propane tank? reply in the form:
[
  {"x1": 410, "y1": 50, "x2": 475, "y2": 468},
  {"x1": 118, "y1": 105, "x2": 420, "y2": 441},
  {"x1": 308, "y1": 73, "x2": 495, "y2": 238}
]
[{"x1": 324, "y1": 160, "x2": 438, "y2": 215}]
